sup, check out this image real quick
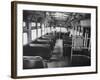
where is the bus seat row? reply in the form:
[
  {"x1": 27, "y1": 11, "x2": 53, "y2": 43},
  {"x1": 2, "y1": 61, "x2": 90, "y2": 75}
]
[
  {"x1": 23, "y1": 32, "x2": 57, "y2": 61},
  {"x1": 63, "y1": 36, "x2": 72, "y2": 58},
  {"x1": 72, "y1": 48, "x2": 90, "y2": 57},
  {"x1": 23, "y1": 56, "x2": 47, "y2": 69},
  {"x1": 71, "y1": 55, "x2": 90, "y2": 66}
]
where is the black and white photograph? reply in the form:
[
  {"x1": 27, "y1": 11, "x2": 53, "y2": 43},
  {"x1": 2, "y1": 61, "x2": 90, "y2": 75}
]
[
  {"x1": 23, "y1": 10, "x2": 91, "y2": 69},
  {"x1": 11, "y1": 1, "x2": 97, "y2": 78}
]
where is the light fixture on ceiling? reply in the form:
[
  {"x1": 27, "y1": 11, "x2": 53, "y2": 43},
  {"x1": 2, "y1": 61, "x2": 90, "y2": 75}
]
[{"x1": 54, "y1": 12, "x2": 68, "y2": 17}]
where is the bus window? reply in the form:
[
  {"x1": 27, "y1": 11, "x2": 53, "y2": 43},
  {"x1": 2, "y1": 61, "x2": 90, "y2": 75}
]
[
  {"x1": 37, "y1": 28, "x2": 41, "y2": 37},
  {"x1": 31, "y1": 30, "x2": 36, "y2": 41},
  {"x1": 23, "y1": 22, "x2": 26, "y2": 27},
  {"x1": 31, "y1": 22, "x2": 36, "y2": 27},
  {"x1": 42, "y1": 24, "x2": 45, "y2": 35},
  {"x1": 23, "y1": 33, "x2": 28, "y2": 45},
  {"x1": 37, "y1": 23, "x2": 40, "y2": 27}
]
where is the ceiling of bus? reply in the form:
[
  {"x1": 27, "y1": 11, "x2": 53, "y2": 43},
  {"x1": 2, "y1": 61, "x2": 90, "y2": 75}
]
[{"x1": 23, "y1": 10, "x2": 91, "y2": 27}]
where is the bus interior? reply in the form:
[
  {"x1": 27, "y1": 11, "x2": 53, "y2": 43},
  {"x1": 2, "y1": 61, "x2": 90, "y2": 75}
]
[{"x1": 23, "y1": 10, "x2": 91, "y2": 69}]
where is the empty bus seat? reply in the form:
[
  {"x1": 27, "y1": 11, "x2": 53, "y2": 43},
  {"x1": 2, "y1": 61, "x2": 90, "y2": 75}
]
[
  {"x1": 40, "y1": 37, "x2": 56, "y2": 46},
  {"x1": 71, "y1": 55, "x2": 90, "y2": 66},
  {"x1": 23, "y1": 44, "x2": 52, "y2": 60},
  {"x1": 36, "y1": 39, "x2": 54, "y2": 50},
  {"x1": 41, "y1": 36, "x2": 56, "y2": 42},
  {"x1": 63, "y1": 36, "x2": 72, "y2": 40},
  {"x1": 32, "y1": 39, "x2": 49, "y2": 44},
  {"x1": 23, "y1": 56, "x2": 47, "y2": 69},
  {"x1": 39, "y1": 37, "x2": 55, "y2": 44},
  {"x1": 72, "y1": 49, "x2": 90, "y2": 57},
  {"x1": 63, "y1": 36, "x2": 72, "y2": 45},
  {"x1": 43, "y1": 34, "x2": 56, "y2": 41},
  {"x1": 63, "y1": 44, "x2": 72, "y2": 59},
  {"x1": 31, "y1": 39, "x2": 53, "y2": 50},
  {"x1": 63, "y1": 40, "x2": 72, "y2": 45}
]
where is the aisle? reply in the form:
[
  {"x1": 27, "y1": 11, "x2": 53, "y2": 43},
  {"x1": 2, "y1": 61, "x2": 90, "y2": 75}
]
[
  {"x1": 47, "y1": 39, "x2": 70, "y2": 68},
  {"x1": 52, "y1": 39, "x2": 63, "y2": 58}
]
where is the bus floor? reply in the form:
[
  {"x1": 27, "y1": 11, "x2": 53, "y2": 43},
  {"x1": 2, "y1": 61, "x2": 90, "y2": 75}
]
[{"x1": 46, "y1": 39, "x2": 71, "y2": 68}]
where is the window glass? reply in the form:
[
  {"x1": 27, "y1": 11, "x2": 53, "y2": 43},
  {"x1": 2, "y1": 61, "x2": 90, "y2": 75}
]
[
  {"x1": 23, "y1": 33, "x2": 28, "y2": 45},
  {"x1": 61, "y1": 27, "x2": 67, "y2": 33},
  {"x1": 42, "y1": 24, "x2": 45, "y2": 35},
  {"x1": 31, "y1": 30, "x2": 36, "y2": 41},
  {"x1": 31, "y1": 22, "x2": 36, "y2": 27},
  {"x1": 47, "y1": 27, "x2": 51, "y2": 33},
  {"x1": 37, "y1": 28, "x2": 41, "y2": 37},
  {"x1": 23, "y1": 22, "x2": 26, "y2": 27},
  {"x1": 37, "y1": 23, "x2": 40, "y2": 27},
  {"x1": 56, "y1": 27, "x2": 60, "y2": 32}
]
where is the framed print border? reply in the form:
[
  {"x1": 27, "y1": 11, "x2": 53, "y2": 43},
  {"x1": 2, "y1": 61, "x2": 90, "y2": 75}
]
[{"x1": 11, "y1": 1, "x2": 98, "y2": 79}]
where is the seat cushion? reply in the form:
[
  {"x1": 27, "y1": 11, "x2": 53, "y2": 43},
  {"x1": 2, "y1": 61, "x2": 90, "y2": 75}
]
[{"x1": 23, "y1": 56, "x2": 44, "y2": 69}]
